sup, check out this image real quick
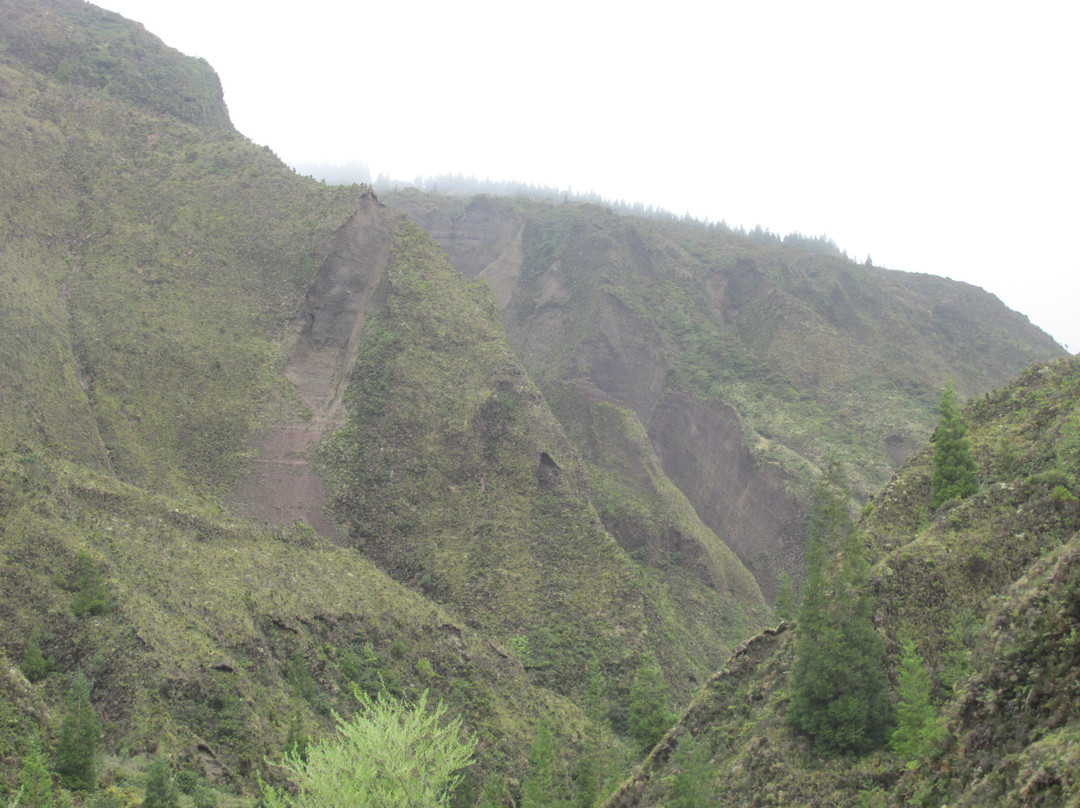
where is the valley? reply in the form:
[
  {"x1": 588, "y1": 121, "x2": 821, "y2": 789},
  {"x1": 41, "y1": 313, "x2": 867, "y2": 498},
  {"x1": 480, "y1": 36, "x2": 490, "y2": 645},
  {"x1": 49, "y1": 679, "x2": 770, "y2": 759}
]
[{"x1": 1, "y1": 2, "x2": 1077, "y2": 807}]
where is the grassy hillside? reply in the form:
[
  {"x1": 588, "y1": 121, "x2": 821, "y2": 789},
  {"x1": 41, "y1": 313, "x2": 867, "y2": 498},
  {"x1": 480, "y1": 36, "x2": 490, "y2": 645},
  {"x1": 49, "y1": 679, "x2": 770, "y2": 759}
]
[
  {"x1": 0, "y1": 449, "x2": 592, "y2": 803},
  {"x1": 0, "y1": 0, "x2": 360, "y2": 498},
  {"x1": 3, "y1": 3, "x2": 1075, "y2": 807},
  {"x1": 0, "y1": 3, "x2": 765, "y2": 804},
  {"x1": 601, "y1": 355, "x2": 1080, "y2": 807},
  {"x1": 385, "y1": 190, "x2": 1065, "y2": 594}
]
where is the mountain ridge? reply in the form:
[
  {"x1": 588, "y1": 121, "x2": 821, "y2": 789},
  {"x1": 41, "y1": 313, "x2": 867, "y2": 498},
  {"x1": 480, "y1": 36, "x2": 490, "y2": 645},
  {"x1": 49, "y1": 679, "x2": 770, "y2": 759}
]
[
  {"x1": 0, "y1": 2, "x2": 1075, "y2": 806},
  {"x1": 383, "y1": 189, "x2": 1064, "y2": 595}
]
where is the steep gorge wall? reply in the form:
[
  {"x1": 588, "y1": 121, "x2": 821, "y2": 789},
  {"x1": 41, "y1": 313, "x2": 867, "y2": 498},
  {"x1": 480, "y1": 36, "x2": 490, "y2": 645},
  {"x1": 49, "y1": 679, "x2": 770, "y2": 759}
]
[
  {"x1": 390, "y1": 192, "x2": 1064, "y2": 597},
  {"x1": 396, "y1": 196, "x2": 804, "y2": 594}
]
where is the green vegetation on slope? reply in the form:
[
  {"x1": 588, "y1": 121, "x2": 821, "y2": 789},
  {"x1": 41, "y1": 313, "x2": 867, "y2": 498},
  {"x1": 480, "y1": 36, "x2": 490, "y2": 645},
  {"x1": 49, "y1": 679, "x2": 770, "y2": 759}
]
[
  {"x1": 0, "y1": 449, "x2": 596, "y2": 802},
  {"x1": 0, "y1": 0, "x2": 360, "y2": 498},
  {"x1": 384, "y1": 190, "x2": 1063, "y2": 596},
  {"x1": 315, "y1": 219, "x2": 766, "y2": 703},
  {"x1": 603, "y1": 356, "x2": 1080, "y2": 807}
]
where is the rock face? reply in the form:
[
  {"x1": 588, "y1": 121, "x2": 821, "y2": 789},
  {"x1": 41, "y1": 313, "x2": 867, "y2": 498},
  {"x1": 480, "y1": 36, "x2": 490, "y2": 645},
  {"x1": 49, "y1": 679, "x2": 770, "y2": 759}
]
[
  {"x1": 646, "y1": 391, "x2": 802, "y2": 587},
  {"x1": 388, "y1": 191, "x2": 1065, "y2": 595},
  {"x1": 233, "y1": 194, "x2": 399, "y2": 537}
]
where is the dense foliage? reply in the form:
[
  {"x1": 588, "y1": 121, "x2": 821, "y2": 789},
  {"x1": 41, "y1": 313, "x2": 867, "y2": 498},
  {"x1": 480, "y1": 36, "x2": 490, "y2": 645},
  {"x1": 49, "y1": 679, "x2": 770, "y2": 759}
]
[{"x1": 602, "y1": 357, "x2": 1080, "y2": 808}]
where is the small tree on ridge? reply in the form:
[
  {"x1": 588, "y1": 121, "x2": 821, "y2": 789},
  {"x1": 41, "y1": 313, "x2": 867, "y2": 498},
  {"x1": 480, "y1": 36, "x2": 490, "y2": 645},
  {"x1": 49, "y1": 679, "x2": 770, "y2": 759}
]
[{"x1": 930, "y1": 382, "x2": 978, "y2": 509}]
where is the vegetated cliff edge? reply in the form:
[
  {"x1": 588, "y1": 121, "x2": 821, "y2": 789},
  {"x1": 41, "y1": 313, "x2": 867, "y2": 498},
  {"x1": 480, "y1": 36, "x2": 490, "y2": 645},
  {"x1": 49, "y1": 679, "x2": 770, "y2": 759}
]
[
  {"x1": 601, "y1": 355, "x2": 1080, "y2": 807},
  {"x1": 384, "y1": 190, "x2": 1065, "y2": 597}
]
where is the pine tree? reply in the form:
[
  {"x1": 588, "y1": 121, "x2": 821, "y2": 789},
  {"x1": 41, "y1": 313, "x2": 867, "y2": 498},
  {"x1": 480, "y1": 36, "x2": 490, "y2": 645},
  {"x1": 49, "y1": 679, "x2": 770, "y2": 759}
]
[
  {"x1": 54, "y1": 671, "x2": 99, "y2": 791},
  {"x1": 18, "y1": 743, "x2": 54, "y2": 808},
  {"x1": 628, "y1": 653, "x2": 674, "y2": 754},
  {"x1": 669, "y1": 734, "x2": 716, "y2": 808},
  {"x1": 142, "y1": 758, "x2": 180, "y2": 808},
  {"x1": 787, "y1": 464, "x2": 890, "y2": 754},
  {"x1": 573, "y1": 658, "x2": 606, "y2": 808},
  {"x1": 890, "y1": 640, "x2": 942, "y2": 765},
  {"x1": 930, "y1": 382, "x2": 978, "y2": 509},
  {"x1": 521, "y1": 719, "x2": 568, "y2": 808}
]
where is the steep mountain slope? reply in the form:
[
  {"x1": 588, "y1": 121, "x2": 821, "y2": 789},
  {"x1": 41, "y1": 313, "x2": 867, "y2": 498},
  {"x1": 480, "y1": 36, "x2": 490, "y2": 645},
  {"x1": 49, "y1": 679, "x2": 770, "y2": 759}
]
[
  {"x1": 386, "y1": 191, "x2": 1065, "y2": 594},
  {"x1": 309, "y1": 217, "x2": 767, "y2": 699},
  {"x1": 601, "y1": 355, "x2": 1080, "y2": 807},
  {"x1": 0, "y1": 0, "x2": 361, "y2": 498},
  {"x1": 0, "y1": 2, "x2": 766, "y2": 801}
]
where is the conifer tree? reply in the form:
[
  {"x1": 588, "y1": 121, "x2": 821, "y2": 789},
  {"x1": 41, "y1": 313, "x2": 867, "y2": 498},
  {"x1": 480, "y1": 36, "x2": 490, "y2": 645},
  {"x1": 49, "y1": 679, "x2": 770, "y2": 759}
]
[
  {"x1": 573, "y1": 658, "x2": 607, "y2": 808},
  {"x1": 669, "y1": 734, "x2": 716, "y2": 808},
  {"x1": 930, "y1": 382, "x2": 978, "y2": 509},
  {"x1": 141, "y1": 758, "x2": 180, "y2": 808},
  {"x1": 18, "y1": 743, "x2": 54, "y2": 808},
  {"x1": 54, "y1": 671, "x2": 99, "y2": 791},
  {"x1": 787, "y1": 464, "x2": 890, "y2": 754},
  {"x1": 521, "y1": 719, "x2": 569, "y2": 808},
  {"x1": 628, "y1": 653, "x2": 674, "y2": 754},
  {"x1": 890, "y1": 640, "x2": 942, "y2": 765}
]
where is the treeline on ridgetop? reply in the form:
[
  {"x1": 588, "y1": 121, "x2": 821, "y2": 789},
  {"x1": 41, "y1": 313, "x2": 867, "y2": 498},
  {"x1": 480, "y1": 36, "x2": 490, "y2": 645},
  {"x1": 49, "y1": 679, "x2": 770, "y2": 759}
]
[{"x1": 296, "y1": 162, "x2": 844, "y2": 255}]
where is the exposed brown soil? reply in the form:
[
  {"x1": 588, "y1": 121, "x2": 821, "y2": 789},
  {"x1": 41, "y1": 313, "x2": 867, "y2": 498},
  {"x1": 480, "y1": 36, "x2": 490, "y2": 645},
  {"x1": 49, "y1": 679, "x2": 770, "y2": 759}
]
[
  {"x1": 646, "y1": 391, "x2": 804, "y2": 597},
  {"x1": 231, "y1": 194, "x2": 400, "y2": 538}
]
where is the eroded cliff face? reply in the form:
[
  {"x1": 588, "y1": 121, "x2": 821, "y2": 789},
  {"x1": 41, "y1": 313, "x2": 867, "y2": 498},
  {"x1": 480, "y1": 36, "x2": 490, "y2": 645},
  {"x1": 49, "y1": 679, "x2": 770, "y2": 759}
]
[
  {"x1": 387, "y1": 191, "x2": 1064, "y2": 597},
  {"x1": 397, "y1": 195, "x2": 805, "y2": 594},
  {"x1": 646, "y1": 392, "x2": 802, "y2": 591},
  {"x1": 233, "y1": 194, "x2": 400, "y2": 536}
]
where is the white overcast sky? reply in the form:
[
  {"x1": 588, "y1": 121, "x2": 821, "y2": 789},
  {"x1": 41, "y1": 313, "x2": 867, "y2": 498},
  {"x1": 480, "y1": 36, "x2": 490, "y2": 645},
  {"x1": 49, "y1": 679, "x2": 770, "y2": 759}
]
[{"x1": 98, "y1": 0, "x2": 1079, "y2": 352}]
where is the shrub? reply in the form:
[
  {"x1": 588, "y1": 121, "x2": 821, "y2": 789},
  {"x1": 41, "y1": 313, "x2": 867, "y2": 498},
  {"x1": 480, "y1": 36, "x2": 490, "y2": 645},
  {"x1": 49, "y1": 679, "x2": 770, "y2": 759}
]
[{"x1": 261, "y1": 689, "x2": 475, "y2": 808}]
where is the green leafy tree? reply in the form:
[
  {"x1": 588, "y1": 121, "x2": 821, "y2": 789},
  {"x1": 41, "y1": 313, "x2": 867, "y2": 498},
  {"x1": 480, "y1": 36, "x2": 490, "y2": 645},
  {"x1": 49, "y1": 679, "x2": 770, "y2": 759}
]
[
  {"x1": 930, "y1": 383, "x2": 978, "y2": 509},
  {"x1": 890, "y1": 640, "x2": 943, "y2": 765},
  {"x1": 54, "y1": 671, "x2": 99, "y2": 790},
  {"x1": 261, "y1": 689, "x2": 475, "y2": 808},
  {"x1": 628, "y1": 653, "x2": 674, "y2": 754},
  {"x1": 787, "y1": 464, "x2": 890, "y2": 754},
  {"x1": 18, "y1": 743, "x2": 54, "y2": 808},
  {"x1": 141, "y1": 758, "x2": 180, "y2": 808}
]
